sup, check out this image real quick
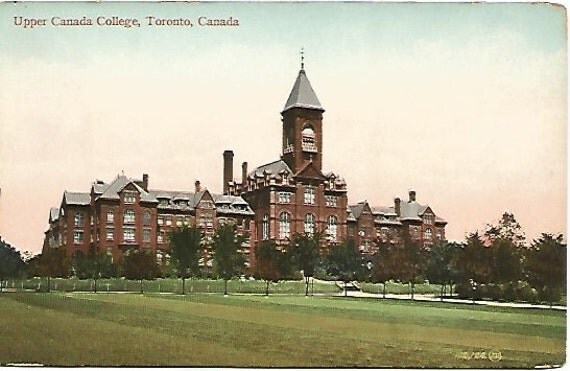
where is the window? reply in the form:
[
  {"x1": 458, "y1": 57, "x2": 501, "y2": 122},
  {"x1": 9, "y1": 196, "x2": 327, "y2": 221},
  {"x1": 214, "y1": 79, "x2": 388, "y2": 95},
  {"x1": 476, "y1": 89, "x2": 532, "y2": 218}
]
[
  {"x1": 183, "y1": 216, "x2": 190, "y2": 226},
  {"x1": 143, "y1": 228, "x2": 151, "y2": 242},
  {"x1": 124, "y1": 191, "x2": 136, "y2": 204},
  {"x1": 156, "y1": 250, "x2": 163, "y2": 265},
  {"x1": 143, "y1": 211, "x2": 151, "y2": 225},
  {"x1": 304, "y1": 214, "x2": 315, "y2": 235},
  {"x1": 158, "y1": 215, "x2": 164, "y2": 225},
  {"x1": 106, "y1": 227, "x2": 114, "y2": 241},
  {"x1": 165, "y1": 215, "x2": 172, "y2": 226},
  {"x1": 176, "y1": 217, "x2": 183, "y2": 227},
  {"x1": 278, "y1": 192, "x2": 291, "y2": 204},
  {"x1": 424, "y1": 228, "x2": 433, "y2": 240},
  {"x1": 327, "y1": 215, "x2": 338, "y2": 241},
  {"x1": 124, "y1": 209, "x2": 135, "y2": 224},
  {"x1": 74, "y1": 212, "x2": 84, "y2": 227},
  {"x1": 412, "y1": 226, "x2": 420, "y2": 239},
  {"x1": 123, "y1": 227, "x2": 135, "y2": 242},
  {"x1": 326, "y1": 195, "x2": 337, "y2": 207},
  {"x1": 424, "y1": 214, "x2": 434, "y2": 225},
  {"x1": 279, "y1": 212, "x2": 291, "y2": 239},
  {"x1": 73, "y1": 230, "x2": 84, "y2": 244},
  {"x1": 304, "y1": 186, "x2": 315, "y2": 205},
  {"x1": 262, "y1": 214, "x2": 269, "y2": 240},
  {"x1": 107, "y1": 210, "x2": 114, "y2": 224},
  {"x1": 158, "y1": 233, "x2": 164, "y2": 244},
  {"x1": 301, "y1": 124, "x2": 317, "y2": 152}
]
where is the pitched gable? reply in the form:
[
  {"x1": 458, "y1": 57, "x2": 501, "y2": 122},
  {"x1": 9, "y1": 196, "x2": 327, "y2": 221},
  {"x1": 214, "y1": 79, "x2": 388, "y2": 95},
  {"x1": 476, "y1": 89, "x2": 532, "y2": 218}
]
[{"x1": 294, "y1": 161, "x2": 326, "y2": 181}]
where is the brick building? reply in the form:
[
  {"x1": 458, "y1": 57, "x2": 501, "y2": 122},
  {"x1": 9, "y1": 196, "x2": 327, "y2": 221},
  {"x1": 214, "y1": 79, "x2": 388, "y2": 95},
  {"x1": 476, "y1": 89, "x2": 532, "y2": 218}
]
[
  {"x1": 347, "y1": 190, "x2": 447, "y2": 254},
  {"x1": 43, "y1": 62, "x2": 447, "y2": 269},
  {"x1": 43, "y1": 174, "x2": 255, "y2": 268},
  {"x1": 224, "y1": 64, "x2": 446, "y2": 252}
]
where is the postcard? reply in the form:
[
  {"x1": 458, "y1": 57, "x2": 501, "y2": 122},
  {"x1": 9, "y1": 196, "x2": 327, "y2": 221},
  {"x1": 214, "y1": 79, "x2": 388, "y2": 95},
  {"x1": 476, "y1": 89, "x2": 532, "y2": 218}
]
[{"x1": 0, "y1": 1, "x2": 566, "y2": 368}]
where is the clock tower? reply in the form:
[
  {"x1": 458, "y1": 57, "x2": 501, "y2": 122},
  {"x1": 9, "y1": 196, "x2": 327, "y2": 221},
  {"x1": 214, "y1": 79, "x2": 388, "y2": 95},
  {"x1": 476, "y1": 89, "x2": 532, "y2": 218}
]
[{"x1": 281, "y1": 65, "x2": 325, "y2": 174}]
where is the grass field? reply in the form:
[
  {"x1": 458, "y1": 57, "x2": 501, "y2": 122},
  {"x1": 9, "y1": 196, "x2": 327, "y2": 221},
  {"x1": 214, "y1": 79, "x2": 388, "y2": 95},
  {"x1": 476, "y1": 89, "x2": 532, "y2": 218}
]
[{"x1": 0, "y1": 292, "x2": 565, "y2": 367}]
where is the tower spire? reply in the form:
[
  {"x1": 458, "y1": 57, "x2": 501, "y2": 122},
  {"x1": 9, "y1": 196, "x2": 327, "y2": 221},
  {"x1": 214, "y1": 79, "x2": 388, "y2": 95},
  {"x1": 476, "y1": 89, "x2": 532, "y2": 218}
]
[{"x1": 300, "y1": 47, "x2": 304, "y2": 70}]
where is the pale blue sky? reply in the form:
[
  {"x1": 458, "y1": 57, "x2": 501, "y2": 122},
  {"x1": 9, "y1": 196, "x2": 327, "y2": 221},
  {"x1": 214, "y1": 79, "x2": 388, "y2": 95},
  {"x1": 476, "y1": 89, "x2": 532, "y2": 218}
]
[{"x1": 0, "y1": 2, "x2": 566, "y2": 253}]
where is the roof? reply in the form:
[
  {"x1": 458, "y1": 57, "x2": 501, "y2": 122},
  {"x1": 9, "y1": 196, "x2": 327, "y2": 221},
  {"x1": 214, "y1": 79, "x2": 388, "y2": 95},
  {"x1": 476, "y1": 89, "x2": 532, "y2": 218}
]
[
  {"x1": 282, "y1": 69, "x2": 324, "y2": 113},
  {"x1": 97, "y1": 175, "x2": 157, "y2": 203},
  {"x1": 249, "y1": 159, "x2": 292, "y2": 178},
  {"x1": 64, "y1": 191, "x2": 90, "y2": 206},
  {"x1": 349, "y1": 203, "x2": 367, "y2": 219},
  {"x1": 212, "y1": 194, "x2": 255, "y2": 216},
  {"x1": 148, "y1": 190, "x2": 195, "y2": 208}
]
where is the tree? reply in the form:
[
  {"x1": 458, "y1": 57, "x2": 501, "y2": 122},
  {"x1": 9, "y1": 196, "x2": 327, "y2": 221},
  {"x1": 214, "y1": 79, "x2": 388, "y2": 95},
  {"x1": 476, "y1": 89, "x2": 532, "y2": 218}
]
[
  {"x1": 72, "y1": 246, "x2": 115, "y2": 293},
  {"x1": 211, "y1": 224, "x2": 247, "y2": 295},
  {"x1": 289, "y1": 232, "x2": 322, "y2": 296},
  {"x1": 31, "y1": 248, "x2": 72, "y2": 292},
  {"x1": 255, "y1": 240, "x2": 290, "y2": 296},
  {"x1": 525, "y1": 233, "x2": 566, "y2": 306},
  {"x1": 491, "y1": 238, "x2": 522, "y2": 284},
  {"x1": 398, "y1": 236, "x2": 426, "y2": 300},
  {"x1": 121, "y1": 249, "x2": 160, "y2": 294},
  {"x1": 326, "y1": 240, "x2": 365, "y2": 297},
  {"x1": 453, "y1": 233, "x2": 493, "y2": 299},
  {"x1": 425, "y1": 241, "x2": 461, "y2": 300},
  {"x1": 169, "y1": 226, "x2": 202, "y2": 295},
  {"x1": 370, "y1": 241, "x2": 398, "y2": 298},
  {"x1": 0, "y1": 238, "x2": 26, "y2": 292},
  {"x1": 485, "y1": 212, "x2": 525, "y2": 248}
]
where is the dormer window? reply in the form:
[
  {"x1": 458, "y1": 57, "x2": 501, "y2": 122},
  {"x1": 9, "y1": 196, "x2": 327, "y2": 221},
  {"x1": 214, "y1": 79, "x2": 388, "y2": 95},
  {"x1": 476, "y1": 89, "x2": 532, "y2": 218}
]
[{"x1": 124, "y1": 191, "x2": 136, "y2": 204}]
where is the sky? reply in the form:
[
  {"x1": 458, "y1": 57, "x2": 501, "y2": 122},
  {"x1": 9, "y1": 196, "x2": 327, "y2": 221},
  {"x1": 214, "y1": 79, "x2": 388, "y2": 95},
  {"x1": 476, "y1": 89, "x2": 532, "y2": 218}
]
[{"x1": 0, "y1": 2, "x2": 566, "y2": 254}]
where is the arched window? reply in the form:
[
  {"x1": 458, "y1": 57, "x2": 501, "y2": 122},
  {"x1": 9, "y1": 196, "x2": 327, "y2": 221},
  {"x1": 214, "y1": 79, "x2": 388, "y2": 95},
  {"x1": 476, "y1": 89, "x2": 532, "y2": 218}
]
[
  {"x1": 327, "y1": 215, "x2": 338, "y2": 242},
  {"x1": 279, "y1": 212, "x2": 291, "y2": 240},
  {"x1": 124, "y1": 209, "x2": 135, "y2": 224},
  {"x1": 304, "y1": 214, "x2": 315, "y2": 235},
  {"x1": 301, "y1": 124, "x2": 317, "y2": 152},
  {"x1": 262, "y1": 214, "x2": 269, "y2": 240}
]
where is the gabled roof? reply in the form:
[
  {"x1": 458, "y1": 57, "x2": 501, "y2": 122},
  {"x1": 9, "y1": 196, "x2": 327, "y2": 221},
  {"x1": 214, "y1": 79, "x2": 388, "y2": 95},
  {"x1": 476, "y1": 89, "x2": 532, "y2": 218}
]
[
  {"x1": 349, "y1": 202, "x2": 366, "y2": 219},
  {"x1": 294, "y1": 161, "x2": 327, "y2": 181},
  {"x1": 249, "y1": 159, "x2": 292, "y2": 178},
  {"x1": 282, "y1": 69, "x2": 324, "y2": 113},
  {"x1": 63, "y1": 191, "x2": 90, "y2": 206},
  {"x1": 97, "y1": 175, "x2": 157, "y2": 203}
]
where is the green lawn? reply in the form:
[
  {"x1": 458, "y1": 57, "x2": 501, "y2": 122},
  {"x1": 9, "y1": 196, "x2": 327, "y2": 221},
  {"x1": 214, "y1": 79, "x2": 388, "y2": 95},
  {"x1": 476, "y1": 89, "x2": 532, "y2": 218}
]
[{"x1": 0, "y1": 292, "x2": 565, "y2": 367}]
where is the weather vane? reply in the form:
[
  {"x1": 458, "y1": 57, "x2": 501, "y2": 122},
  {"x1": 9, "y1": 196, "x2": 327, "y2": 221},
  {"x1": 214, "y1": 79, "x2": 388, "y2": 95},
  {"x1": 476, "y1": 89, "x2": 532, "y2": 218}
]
[{"x1": 300, "y1": 47, "x2": 304, "y2": 70}]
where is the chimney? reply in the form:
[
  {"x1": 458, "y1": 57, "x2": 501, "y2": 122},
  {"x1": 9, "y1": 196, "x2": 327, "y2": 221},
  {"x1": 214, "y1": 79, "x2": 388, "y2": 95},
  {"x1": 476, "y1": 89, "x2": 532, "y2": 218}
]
[
  {"x1": 142, "y1": 173, "x2": 149, "y2": 191},
  {"x1": 195, "y1": 180, "x2": 201, "y2": 193},
  {"x1": 223, "y1": 150, "x2": 234, "y2": 195},
  {"x1": 394, "y1": 197, "x2": 401, "y2": 217},
  {"x1": 409, "y1": 190, "x2": 416, "y2": 203},
  {"x1": 241, "y1": 162, "x2": 248, "y2": 189}
]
